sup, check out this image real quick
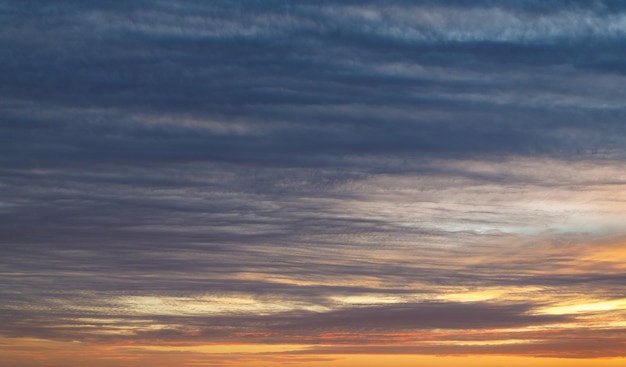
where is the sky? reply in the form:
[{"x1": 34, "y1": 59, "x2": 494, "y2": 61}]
[{"x1": 2, "y1": 1, "x2": 626, "y2": 366}]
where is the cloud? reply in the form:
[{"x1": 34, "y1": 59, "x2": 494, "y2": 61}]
[
  {"x1": 2, "y1": 0, "x2": 626, "y2": 362},
  {"x1": 4, "y1": 0, "x2": 626, "y2": 172},
  {"x1": 0, "y1": 298, "x2": 570, "y2": 341}
]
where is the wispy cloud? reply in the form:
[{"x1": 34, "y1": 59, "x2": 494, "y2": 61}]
[{"x1": 2, "y1": 0, "x2": 626, "y2": 365}]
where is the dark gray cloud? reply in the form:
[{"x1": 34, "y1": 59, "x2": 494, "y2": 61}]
[
  {"x1": 0, "y1": 299, "x2": 569, "y2": 342},
  {"x1": 3, "y1": 0, "x2": 626, "y2": 170}
]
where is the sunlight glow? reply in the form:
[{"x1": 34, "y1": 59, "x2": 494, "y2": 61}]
[{"x1": 539, "y1": 299, "x2": 626, "y2": 315}]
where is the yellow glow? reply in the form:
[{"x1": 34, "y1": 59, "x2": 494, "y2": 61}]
[
  {"x1": 539, "y1": 299, "x2": 626, "y2": 315},
  {"x1": 436, "y1": 286, "x2": 544, "y2": 303},
  {"x1": 439, "y1": 290, "x2": 501, "y2": 302},
  {"x1": 113, "y1": 295, "x2": 328, "y2": 316},
  {"x1": 330, "y1": 295, "x2": 408, "y2": 305}
]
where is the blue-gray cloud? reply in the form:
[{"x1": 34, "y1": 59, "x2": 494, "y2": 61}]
[{"x1": 3, "y1": 0, "x2": 626, "y2": 170}]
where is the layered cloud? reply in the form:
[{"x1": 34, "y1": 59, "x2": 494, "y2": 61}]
[{"x1": 2, "y1": 1, "x2": 626, "y2": 366}]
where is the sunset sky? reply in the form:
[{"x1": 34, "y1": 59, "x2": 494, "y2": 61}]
[{"x1": 2, "y1": 1, "x2": 626, "y2": 366}]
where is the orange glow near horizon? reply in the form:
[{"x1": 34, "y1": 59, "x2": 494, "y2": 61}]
[{"x1": 3, "y1": 337, "x2": 626, "y2": 367}]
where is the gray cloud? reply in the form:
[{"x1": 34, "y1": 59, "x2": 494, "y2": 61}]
[
  {"x1": 3, "y1": 0, "x2": 626, "y2": 171},
  {"x1": 0, "y1": 299, "x2": 569, "y2": 342}
]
